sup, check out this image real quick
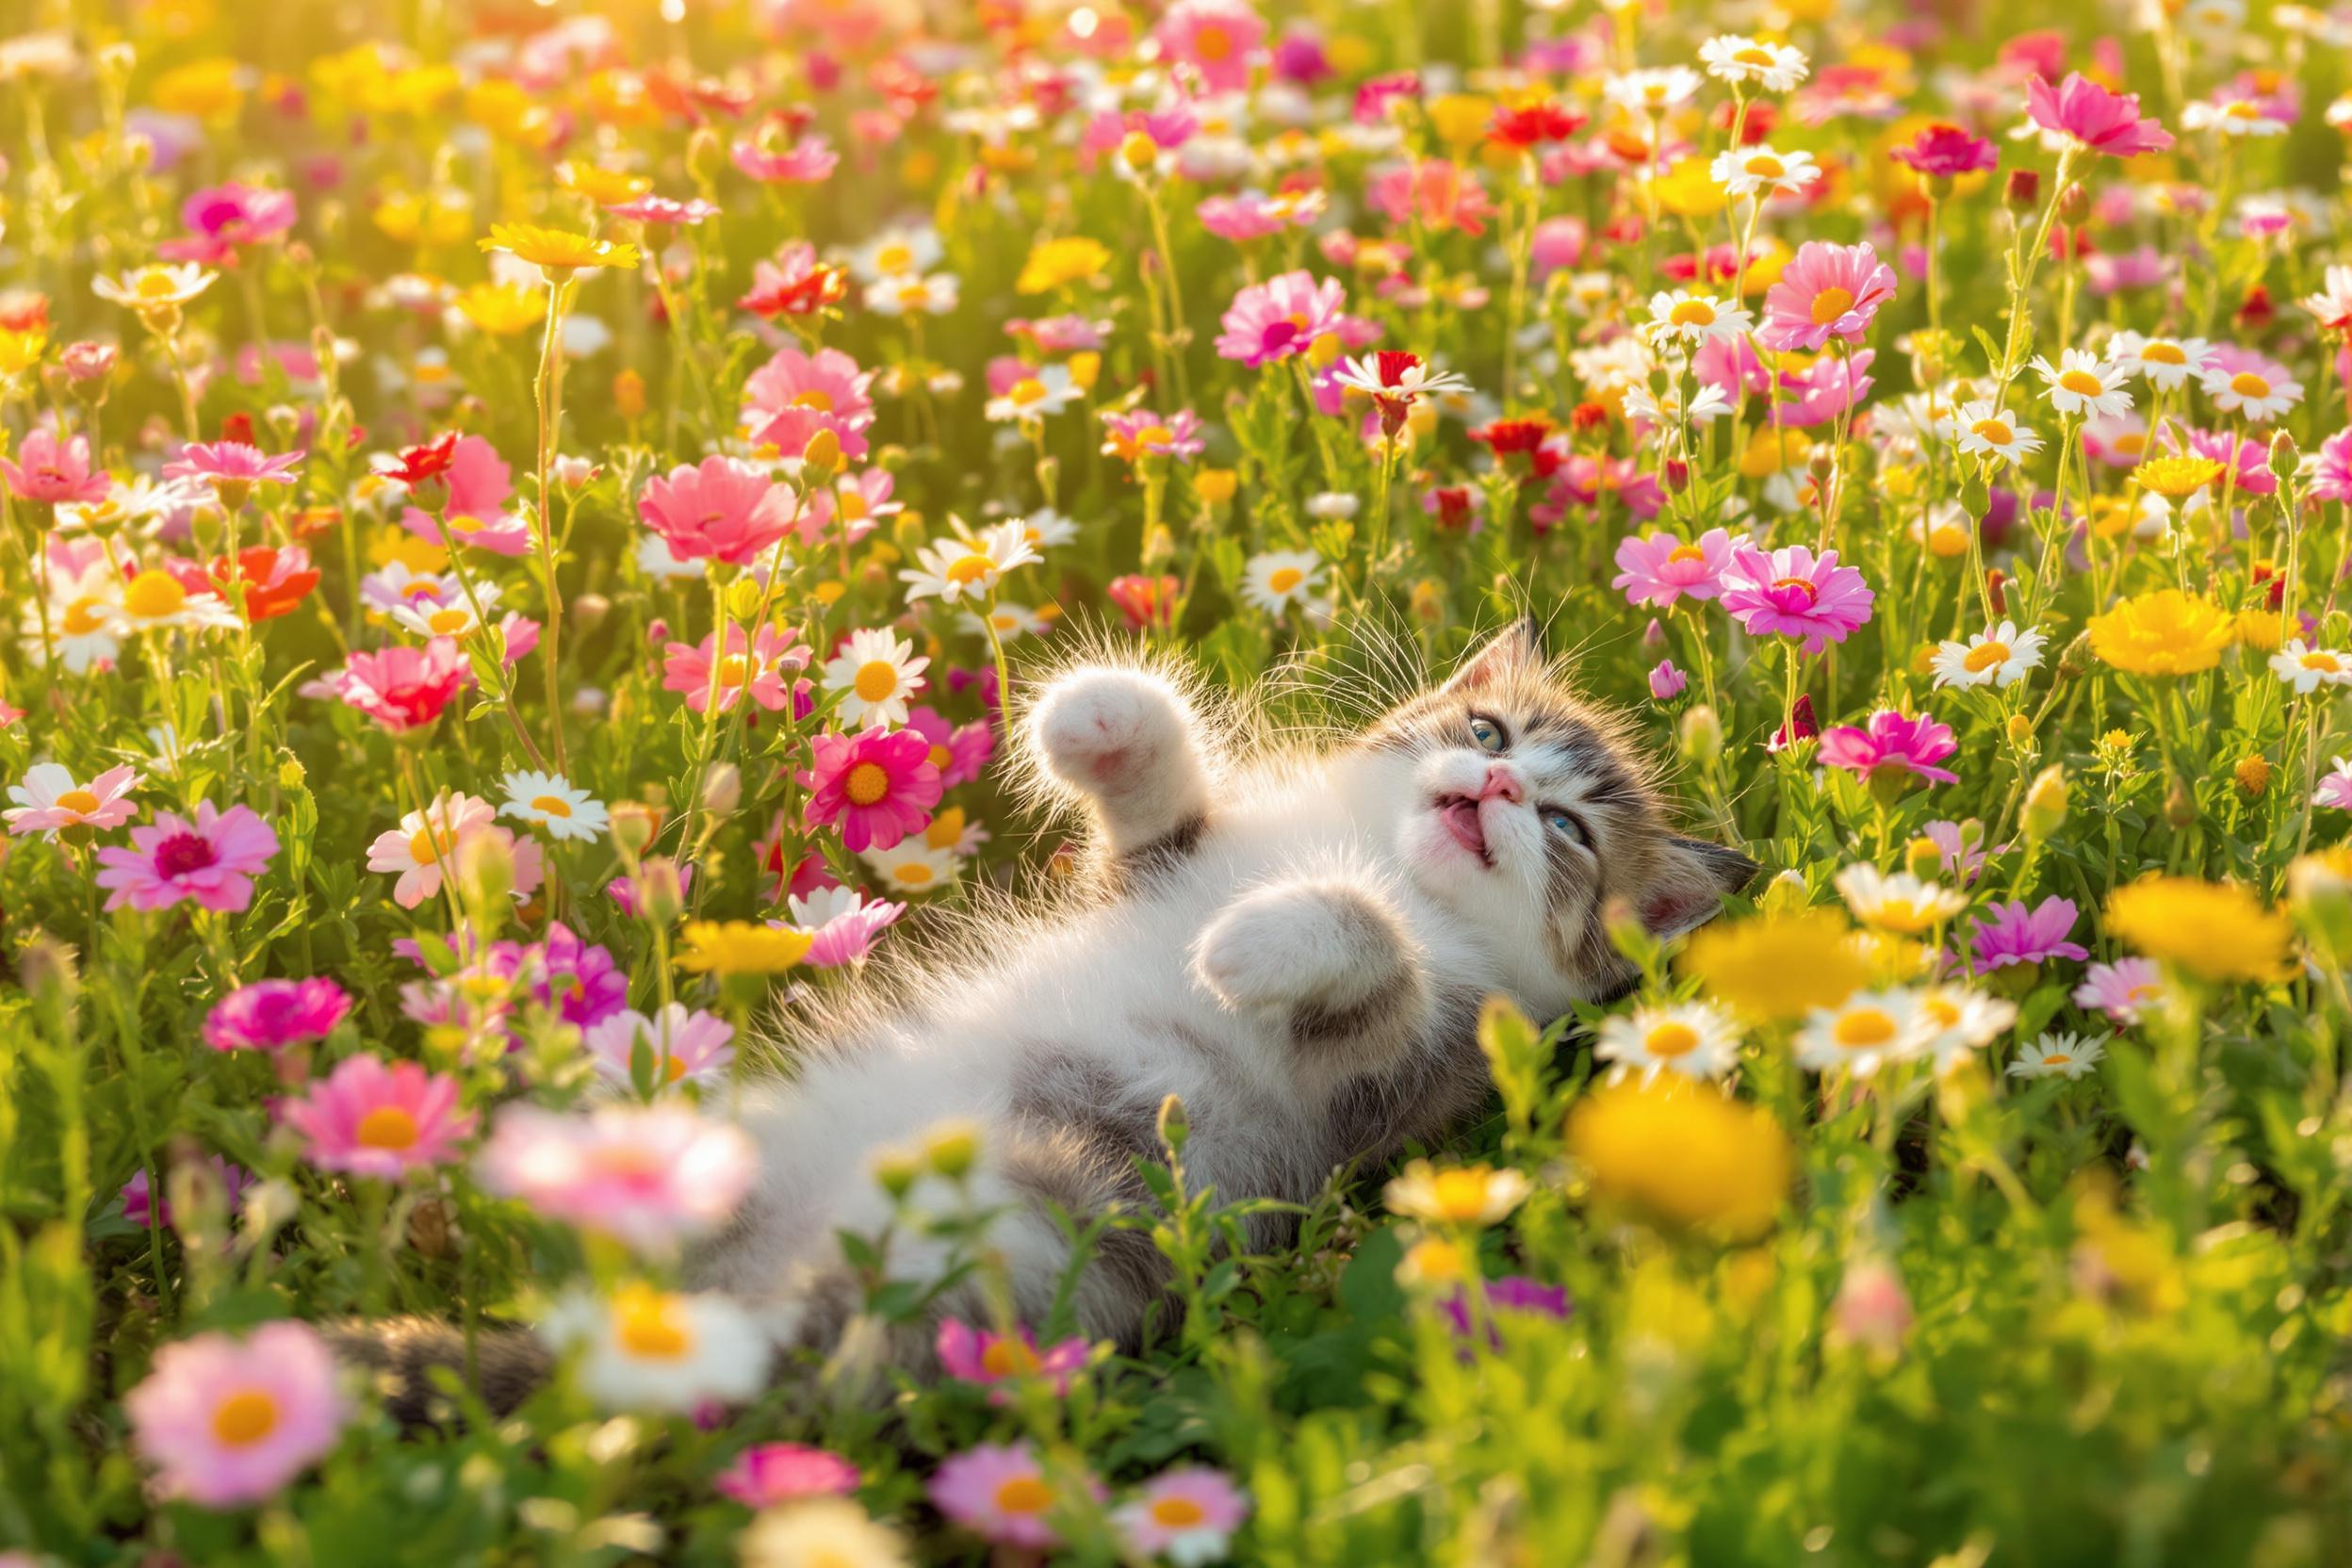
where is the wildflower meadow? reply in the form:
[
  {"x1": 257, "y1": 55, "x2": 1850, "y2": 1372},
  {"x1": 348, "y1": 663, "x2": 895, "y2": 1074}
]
[{"x1": 8, "y1": 0, "x2": 2352, "y2": 1562}]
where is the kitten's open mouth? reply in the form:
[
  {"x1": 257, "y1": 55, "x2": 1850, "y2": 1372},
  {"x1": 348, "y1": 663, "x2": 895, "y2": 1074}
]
[{"x1": 1433, "y1": 794, "x2": 1494, "y2": 867}]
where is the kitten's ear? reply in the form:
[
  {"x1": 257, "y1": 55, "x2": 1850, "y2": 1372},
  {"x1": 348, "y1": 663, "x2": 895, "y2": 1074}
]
[
  {"x1": 1640, "y1": 835, "x2": 1759, "y2": 939},
  {"x1": 1442, "y1": 618, "x2": 1544, "y2": 694}
]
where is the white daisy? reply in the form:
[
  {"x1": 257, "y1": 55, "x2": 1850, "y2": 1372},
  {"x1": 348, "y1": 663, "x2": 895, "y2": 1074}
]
[
  {"x1": 1932, "y1": 619, "x2": 2049, "y2": 690},
  {"x1": 860, "y1": 840, "x2": 963, "y2": 894},
  {"x1": 1304, "y1": 492, "x2": 1361, "y2": 520},
  {"x1": 1697, "y1": 35, "x2": 1810, "y2": 92},
  {"x1": 740, "y1": 1499, "x2": 908, "y2": 1568},
  {"x1": 822, "y1": 628, "x2": 929, "y2": 729},
  {"x1": 1708, "y1": 144, "x2": 1821, "y2": 200},
  {"x1": 542, "y1": 1285, "x2": 770, "y2": 1413},
  {"x1": 983, "y1": 363, "x2": 1080, "y2": 424},
  {"x1": 844, "y1": 225, "x2": 943, "y2": 285},
  {"x1": 1916, "y1": 985, "x2": 2018, "y2": 1074},
  {"x1": 1624, "y1": 380, "x2": 1733, "y2": 428},
  {"x1": 2030, "y1": 351, "x2": 2135, "y2": 419},
  {"x1": 24, "y1": 558, "x2": 124, "y2": 671},
  {"x1": 1604, "y1": 67, "x2": 1703, "y2": 118},
  {"x1": 2268, "y1": 639, "x2": 2352, "y2": 694},
  {"x1": 2106, "y1": 331, "x2": 2214, "y2": 391},
  {"x1": 386, "y1": 579, "x2": 502, "y2": 641},
  {"x1": 498, "y1": 771, "x2": 611, "y2": 843},
  {"x1": 956, "y1": 600, "x2": 1055, "y2": 642},
  {"x1": 1942, "y1": 399, "x2": 2043, "y2": 466},
  {"x1": 864, "y1": 271, "x2": 959, "y2": 317},
  {"x1": 2006, "y1": 1031, "x2": 2106, "y2": 1081},
  {"x1": 2182, "y1": 97, "x2": 2288, "y2": 137},
  {"x1": 92, "y1": 263, "x2": 216, "y2": 312},
  {"x1": 1643, "y1": 290, "x2": 1754, "y2": 348},
  {"x1": 1832, "y1": 866, "x2": 1968, "y2": 936},
  {"x1": 1594, "y1": 1000, "x2": 1742, "y2": 1082},
  {"x1": 1241, "y1": 549, "x2": 1325, "y2": 617},
  {"x1": 1331, "y1": 354, "x2": 1474, "y2": 408},
  {"x1": 1020, "y1": 507, "x2": 1082, "y2": 549},
  {"x1": 898, "y1": 519, "x2": 1041, "y2": 606},
  {"x1": 2202, "y1": 360, "x2": 2302, "y2": 423},
  {"x1": 1794, "y1": 989, "x2": 1932, "y2": 1077},
  {"x1": 106, "y1": 569, "x2": 241, "y2": 636}
]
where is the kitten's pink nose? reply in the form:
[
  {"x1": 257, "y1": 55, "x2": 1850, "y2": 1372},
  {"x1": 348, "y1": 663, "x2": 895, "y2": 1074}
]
[{"x1": 1478, "y1": 762, "x2": 1524, "y2": 804}]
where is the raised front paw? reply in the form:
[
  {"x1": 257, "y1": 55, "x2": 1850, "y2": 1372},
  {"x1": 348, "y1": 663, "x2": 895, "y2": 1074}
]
[
  {"x1": 1193, "y1": 881, "x2": 1410, "y2": 1013},
  {"x1": 1031, "y1": 668, "x2": 1190, "y2": 796}
]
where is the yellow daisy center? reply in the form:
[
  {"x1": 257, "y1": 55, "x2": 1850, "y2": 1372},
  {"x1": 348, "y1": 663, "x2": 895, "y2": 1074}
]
[
  {"x1": 55, "y1": 789, "x2": 102, "y2": 814},
  {"x1": 531, "y1": 793, "x2": 574, "y2": 817},
  {"x1": 2043, "y1": 1052, "x2": 2074, "y2": 1066},
  {"x1": 892, "y1": 861, "x2": 935, "y2": 886},
  {"x1": 1834, "y1": 1008, "x2": 1898, "y2": 1050},
  {"x1": 211, "y1": 1389, "x2": 280, "y2": 1447},
  {"x1": 946, "y1": 553, "x2": 997, "y2": 586},
  {"x1": 843, "y1": 761, "x2": 892, "y2": 807},
  {"x1": 1745, "y1": 154, "x2": 1786, "y2": 179},
  {"x1": 1669, "y1": 299, "x2": 1717, "y2": 327},
  {"x1": 614, "y1": 1292, "x2": 694, "y2": 1361},
  {"x1": 355, "y1": 1105, "x2": 420, "y2": 1151},
  {"x1": 2301, "y1": 651, "x2": 2342, "y2": 672},
  {"x1": 123, "y1": 570, "x2": 188, "y2": 621},
  {"x1": 875, "y1": 242, "x2": 913, "y2": 274},
  {"x1": 1808, "y1": 286, "x2": 1855, "y2": 324},
  {"x1": 1643, "y1": 1021, "x2": 1701, "y2": 1057},
  {"x1": 426, "y1": 607, "x2": 470, "y2": 635},
  {"x1": 2059, "y1": 369, "x2": 2104, "y2": 398},
  {"x1": 1964, "y1": 641, "x2": 2011, "y2": 672},
  {"x1": 2229, "y1": 370, "x2": 2271, "y2": 399},
  {"x1": 1430, "y1": 1168, "x2": 1494, "y2": 1219},
  {"x1": 135, "y1": 270, "x2": 180, "y2": 300},
  {"x1": 1735, "y1": 45, "x2": 1777, "y2": 65},
  {"x1": 1970, "y1": 417, "x2": 2014, "y2": 446},
  {"x1": 1152, "y1": 1495, "x2": 1209, "y2": 1527},
  {"x1": 1266, "y1": 565, "x2": 1305, "y2": 594},
  {"x1": 61, "y1": 596, "x2": 108, "y2": 636},
  {"x1": 2140, "y1": 341, "x2": 2186, "y2": 365},
  {"x1": 854, "y1": 659, "x2": 900, "y2": 702}
]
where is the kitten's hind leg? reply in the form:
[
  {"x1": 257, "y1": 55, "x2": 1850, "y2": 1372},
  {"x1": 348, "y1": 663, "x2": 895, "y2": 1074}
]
[
  {"x1": 1193, "y1": 878, "x2": 1428, "y2": 1071},
  {"x1": 1030, "y1": 667, "x2": 1210, "y2": 858}
]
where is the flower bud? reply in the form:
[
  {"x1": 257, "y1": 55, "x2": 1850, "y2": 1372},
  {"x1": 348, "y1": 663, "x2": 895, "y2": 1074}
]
[
  {"x1": 1903, "y1": 835, "x2": 1943, "y2": 882},
  {"x1": 872, "y1": 1146, "x2": 923, "y2": 1200},
  {"x1": 571, "y1": 592, "x2": 611, "y2": 637},
  {"x1": 2234, "y1": 754, "x2": 2271, "y2": 797},
  {"x1": 613, "y1": 368, "x2": 646, "y2": 420},
  {"x1": 724, "y1": 577, "x2": 765, "y2": 622},
  {"x1": 801, "y1": 426, "x2": 841, "y2": 481},
  {"x1": 632, "y1": 856, "x2": 685, "y2": 924},
  {"x1": 1678, "y1": 703, "x2": 1723, "y2": 767},
  {"x1": 1194, "y1": 467, "x2": 1238, "y2": 506},
  {"x1": 701, "y1": 761, "x2": 743, "y2": 817},
  {"x1": 455, "y1": 828, "x2": 514, "y2": 910},
  {"x1": 1758, "y1": 869, "x2": 1811, "y2": 916},
  {"x1": 923, "y1": 1119, "x2": 981, "y2": 1180},
  {"x1": 2003, "y1": 169, "x2": 2041, "y2": 210},
  {"x1": 2163, "y1": 775, "x2": 2196, "y2": 828},
  {"x1": 2005, "y1": 711, "x2": 2035, "y2": 758},
  {"x1": 2022, "y1": 764, "x2": 2068, "y2": 841},
  {"x1": 2269, "y1": 429, "x2": 2299, "y2": 481},
  {"x1": 611, "y1": 801, "x2": 660, "y2": 856}
]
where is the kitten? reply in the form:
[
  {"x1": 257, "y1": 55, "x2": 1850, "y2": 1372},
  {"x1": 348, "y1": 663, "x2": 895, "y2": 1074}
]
[{"x1": 342, "y1": 622, "x2": 1755, "y2": 1414}]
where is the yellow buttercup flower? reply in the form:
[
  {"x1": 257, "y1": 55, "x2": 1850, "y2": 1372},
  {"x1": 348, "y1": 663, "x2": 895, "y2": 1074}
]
[
  {"x1": 1015, "y1": 236, "x2": 1113, "y2": 296},
  {"x1": 478, "y1": 224, "x2": 641, "y2": 274},
  {"x1": 152, "y1": 57, "x2": 242, "y2": 121},
  {"x1": 0, "y1": 328, "x2": 46, "y2": 376},
  {"x1": 676, "y1": 921, "x2": 814, "y2": 976},
  {"x1": 2130, "y1": 455, "x2": 2226, "y2": 498},
  {"x1": 2234, "y1": 607, "x2": 2285, "y2": 651},
  {"x1": 1568, "y1": 1079, "x2": 1792, "y2": 1242},
  {"x1": 374, "y1": 188, "x2": 474, "y2": 248},
  {"x1": 1384, "y1": 1160, "x2": 1531, "y2": 1228},
  {"x1": 2084, "y1": 590, "x2": 2235, "y2": 677},
  {"x1": 1655, "y1": 155, "x2": 1729, "y2": 219},
  {"x1": 2104, "y1": 875, "x2": 2294, "y2": 984},
  {"x1": 1680, "y1": 909, "x2": 1870, "y2": 1021},
  {"x1": 454, "y1": 281, "x2": 545, "y2": 336},
  {"x1": 560, "y1": 161, "x2": 654, "y2": 206}
]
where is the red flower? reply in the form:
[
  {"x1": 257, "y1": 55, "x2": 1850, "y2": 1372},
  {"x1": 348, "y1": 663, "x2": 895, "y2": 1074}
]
[
  {"x1": 219, "y1": 412, "x2": 256, "y2": 447},
  {"x1": 1488, "y1": 100, "x2": 1587, "y2": 150},
  {"x1": 168, "y1": 546, "x2": 319, "y2": 622},
  {"x1": 1105, "y1": 574, "x2": 1181, "y2": 631},
  {"x1": 387, "y1": 433, "x2": 462, "y2": 489}
]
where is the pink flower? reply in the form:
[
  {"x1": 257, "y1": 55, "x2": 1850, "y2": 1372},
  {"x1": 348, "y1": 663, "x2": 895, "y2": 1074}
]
[
  {"x1": 936, "y1": 1319, "x2": 1091, "y2": 1401},
  {"x1": 367, "y1": 792, "x2": 503, "y2": 911},
  {"x1": 4, "y1": 762, "x2": 140, "y2": 835},
  {"x1": 480, "y1": 922, "x2": 628, "y2": 1030},
  {"x1": 906, "y1": 704, "x2": 995, "y2": 788},
  {"x1": 1759, "y1": 241, "x2": 1897, "y2": 353},
  {"x1": 742, "y1": 345, "x2": 875, "y2": 459},
  {"x1": 399, "y1": 434, "x2": 531, "y2": 556},
  {"x1": 801, "y1": 727, "x2": 941, "y2": 852},
  {"x1": 331, "y1": 638, "x2": 466, "y2": 731},
  {"x1": 1215, "y1": 270, "x2": 1347, "y2": 367},
  {"x1": 2313, "y1": 430, "x2": 2352, "y2": 504},
  {"x1": 715, "y1": 1444, "x2": 859, "y2": 1507},
  {"x1": 604, "y1": 194, "x2": 717, "y2": 226},
  {"x1": 662, "y1": 623, "x2": 807, "y2": 714},
  {"x1": 794, "y1": 467, "x2": 899, "y2": 550},
  {"x1": 1198, "y1": 192, "x2": 1310, "y2": 242},
  {"x1": 2164, "y1": 424, "x2": 2278, "y2": 497},
  {"x1": 1890, "y1": 123, "x2": 1999, "y2": 178},
  {"x1": 583, "y1": 1004, "x2": 736, "y2": 1090},
  {"x1": 125, "y1": 1322, "x2": 348, "y2": 1508},
  {"x1": 204, "y1": 977, "x2": 352, "y2": 1053},
  {"x1": 96, "y1": 802, "x2": 279, "y2": 913},
  {"x1": 929, "y1": 1442, "x2": 1101, "y2": 1551},
  {"x1": 2074, "y1": 957, "x2": 2165, "y2": 1023},
  {"x1": 1154, "y1": 0, "x2": 1266, "y2": 92},
  {"x1": 163, "y1": 182, "x2": 297, "y2": 263},
  {"x1": 2315, "y1": 757, "x2": 2352, "y2": 810},
  {"x1": 1100, "y1": 408, "x2": 1207, "y2": 463},
  {"x1": 1829, "y1": 1258, "x2": 1914, "y2": 1353},
  {"x1": 1648, "y1": 660, "x2": 1688, "y2": 701},
  {"x1": 639, "y1": 456, "x2": 800, "y2": 565},
  {"x1": 1114, "y1": 1467, "x2": 1251, "y2": 1562},
  {"x1": 0, "y1": 428, "x2": 110, "y2": 504},
  {"x1": 473, "y1": 1102, "x2": 756, "y2": 1254},
  {"x1": 1922, "y1": 819, "x2": 1993, "y2": 882},
  {"x1": 730, "y1": 134, "x2": 839, "y2": 184},
  {"x1": 123, "y1": 1157, "x2": 251, "y2": 1233},
  {"x1": 1965, "y1": 896, "x2": 2088, "y2": 974},
  {"x1": 1367, "y1": 159, "x2": 1495, "y2": 236},
  {"x1": 161, "y1": 441, "x2": 304, "y2": 494},
  {"x1": 1611, "y1": 528, "x2": 1736, "y2": 607},
  {"x1": 281, "y1": 1054, "x2": 477, "y2": 1178},
  {"x1": 2027, "y1": 72, "x2": 2175, "y2": 158},
  {"x1": 1818, "y1": 710, "x2": 1960, "y2": 786},
  {"x1": 1720, "y1": 546, "x2": 1876, "y2": 653},
  {"x1": 786, "y1": 887, "x2": 906, "y2": 968}
]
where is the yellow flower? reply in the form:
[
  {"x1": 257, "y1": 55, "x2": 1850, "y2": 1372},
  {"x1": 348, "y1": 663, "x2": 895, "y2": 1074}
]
[
  {"x1": 1383, "y1": 1160, "x2": 1531, "y2": 1227},
  {"x1": 2234, "y1": 606, "x2": 2285, "y2": 651},
  {"x1": 454, "y1": 281, "x2": 545, "y2": 336},
  {"x1": 1396, "y1": 1233, "x2": 1471, "y2": 1286},
  {"x1": 478, "y1": 223, "x2": 641, "y2": 274},
  {"x1": 1016, "y1": 236, "x2": 1112, "y2": 296},
  {"x1": 1193, "y1": 468, "x2": 1238, "y2": 505},
  {"x1": 2084, "y1": 589, "x2": 2235, "y2": 677},
  {"x1": 559, "y1": 161, "x2": 653, "y2": 206},
  {"x1": 374, "y1": 188, "x2": 474, "y2": 248},
  {"x1": 152, "y1": 57, "x2": 242, "y2": 121},
  {"x1": 467, "y1": 78, "x2": 560, "y2": 149},
  {"x1": 0, "y1": 328, "x2": 45, "y2": 376},
  {"x1": 1568, "y1": 1079, "x2": 1792, "y2": 1242},
  {"x1": 2104, "y1": 875, "x2": 2294, "y2": 984},
  {"x1": 1654, "y1": 155, "x2": 1729, "y2": 219},
  {"x1": 1680, "y1": 909, "x2": 1870, "y2": 1021},
  {"x1": 2130, "y1": 454, "x2": 2226, "y2": 498},
  {"x1": 1739, "y1": 425, "x2": 1809, "y2": 479},
  {"x1": 676, "y1": 921, "x2": 813, "y2": 975},
  {"x1": 1427, "y1": 92, "x2": 1494, "y2": 148}
]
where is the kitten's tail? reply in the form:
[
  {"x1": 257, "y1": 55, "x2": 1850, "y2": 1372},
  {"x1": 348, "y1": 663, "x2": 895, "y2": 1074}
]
[{"x1": 322, "y1": 1316, "x2": 553, "y2": 1429}]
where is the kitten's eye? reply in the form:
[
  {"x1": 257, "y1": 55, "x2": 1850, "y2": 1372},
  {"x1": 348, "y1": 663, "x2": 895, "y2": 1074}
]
[
  {"x1": 1543, "y1": 808, "x2": 1591, "y2": 847},
  {"x1": 1468, "y1": 715, "x2": 1507, "y2": 753}
]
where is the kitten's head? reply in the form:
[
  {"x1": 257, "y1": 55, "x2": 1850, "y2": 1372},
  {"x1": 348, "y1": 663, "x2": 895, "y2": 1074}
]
[{"x1": 1355, "y1": 621, "x2": 1756, "y2": 1009}]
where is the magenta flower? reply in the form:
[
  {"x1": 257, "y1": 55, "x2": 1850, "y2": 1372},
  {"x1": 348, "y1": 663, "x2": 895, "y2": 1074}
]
[
  {"x1": 1966, "y1": 896, "x2": 2088, "y2": 974},
  {"x1": 800, "y1": 727, "x2": 941, "y2": 852},
  {"x1": 160, "y1": 441, "x2": 304, "y2": 502},
  {"x1": 2311, "y1": 430, "x2": 2352, "y2": 504},
  {"x1": 162, "y1": 183, "x2": 297, "y2": 264},
  {"x1": 662, "y1": 623, "x2": 807, "y2": 715},
  {"x1": 330, "y1": 637, "x2": 467, "y2": 731},
  {"x1": 1100, "y1": 408, "x2": 1207, "y2": 462},
  {"x1": 604, "y1": 194, "x2": 718, "y2": 226},
  {"x1": 2074, "y1": 957, "x2": 2165, "y2": 1023},
  {"x1": 96, "y1": 802, "x2": 279, "y2": 913},
  {"x1": 2027, "y1": 72, "x2": 2175, "y2": 159},
  {"x1": 1611, "y1": 528, "x2": 1736, "y2": 607},
  {"x1": 936, "y1": 1319, "x2": 1092, "y2": 1402},
  {"x1": 1720, "y1": 545, "x2": 1876, "y2": 654},
  {"x1": 1922, "y1": 819, "x2": 1993, "y2": 883},
  {"x1": 0, "y1": 428, "x2": 111, "y2": 505},
  {"x1": 1891, "y1": 123, "x2": 1999, "y2": 178},
  {"x1": 742, "y1": 345, "x2": 876, "y2": 460},
  {"x1": 906, "y1": 704, "x2": 994, "y2": 788},
  {"x1": 281, "y1": 1054, "x2": 477, "y2": 1178},
  {"x1": 125, "y1": 1322, "x2": 348, "y2": 1508},
  {"x1": 1818, "y1": 710, "x2": 1960, "y2": 787},
  {"x1": 203, "y1": 977, "x2": 352, "y2": 1054},
  {"x1": 1759, "y1": 241, "x2": 1898, "y2": 353},
  {"x1": 1439, "y1": 1275, "x2": 1573, "y2": 1348},
  {"x1": 929, "y1": 1442, "x2": 1102, "y2": 1551},
  {"x1": 1215, "y1": 270, "x2": 1347, "y2": 367},
  {"x1": 638, "y1": 455, "x2": 799, "y2": 566},
  {"x1": 786, "y1": 887, "x2": 906, "y2": 968},
  {"x1": 1154, "y1": 0, "x2": 1266, "y2": 93},
  {"x1": 730, "y1": 134, "x2": 839, "y2": 184},
  {"x1": 4, "y1": 762, "x2": 140, "y2": 836},
  {"x1": 2314, "y1": 757, "x2": 2352, "y2": 810},
  {"x1": 2166, "y1": 425, "x2": 2278, "y2": 496},
  {"x1": 473, "y1": 1102, "x2": 757, "y2": 1255},
  {"x1": 714, "y1": 1443, "x2": 859, "y2": 1507},
  {"x1": 481, "y1": 922, "x2": 630, "y2": 1031},
  {"x1": 1647, "y1": 660, "x2": 1688, "y2": 701},
  {"x1": 1768, "y1": 693, "x2": 1821, "y2": 755}
]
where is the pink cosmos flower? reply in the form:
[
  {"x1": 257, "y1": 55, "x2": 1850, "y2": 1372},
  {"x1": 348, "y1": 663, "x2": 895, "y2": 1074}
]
[
  {"x1": 639, "y1": 456, "x2": 800, "y2": 566},
  {"x1": 1648, "y1": 660, "x2": 1688, "y2": 701},
  {"x1": 480, "y1": 923, "x2": 629, "y2": 1030},
  {"x1": 1198, "y1": 192, "x2": 1311, "y2": 242},
  {"x1": 1535, "y1": 454, "x2": 1665, "y2": 526},
  {"x1": 742, "y1": 345, "x2": 876, "y2": 460},
  {"x1": 0, "y1": 428, "x2": 111, "y2": 505},
  {"x1": 1215, "y1": 270, "x2": 1347, "y2": 367},
  {"x1": 1114, "y1": 1467, "x2": 1252, "y2": 1562},
  {"x1": 715, "y1": 1444, "x2": 860, "y2": 1507},
  {"x1": 2027, "y1": 72, "x2": 2175, "y2": 159},
  {"x1": 1818, "y1": 710, "x2": 1960, "y2": 786},
  {"x1": 929, "y1": 1442, "x2": 1102, "y2": 1551},
  {"x1": 1965, "y1": 896, "x2": 2088, "y2": 974},
  {"x1": 367, "y1": 792, "x2": 501, "y2": 910},
  {"x1": 1759, "y1": 241, "x2": 1898, "y2": 353},
  {"x1": 936, "y1": 1319, "x2": 1091, "y2": 1401},
  {"x1": 583, "y1": 1004, "x2": 737, "y2": 1090},
  {"x1": 161, "y1": 441, "x2": 304, "y2": 496},
  {"x1": 801, "y1": 727, "x2": 942, "y2": 852},
  {"x1": 473, "y1": 1102, "x2": 757, "y2": 1255},
  {"x1": 4, "y1": 762, "x2": 140, "y2": 836},
  {"x1": 1921, "y1": 819, "x2": 1993, "y2": 883},
  {"x1": 203, "y1": 977, "x2": 352, "y2": 1054},
  {"x1": 2317, "y1": 758, "x2": 2352, "y2": 810},
  {"x1": 399, "y1": 434, "x2": 531, "y2": 556},
  {"x1": 1100, "y1": 408, "x2": 1208, "y2": 463},
  {"x1": 2311, "y1": 430, "x2": 2352, "y2": 504},
  {"x1": 904, "y1": 704, "x2": 993, "y2": 787},
  {"x1": 604, "y1": 194, "x2": 718, "y2": 226},
  {"x1": 96, "y1": 802, "x2": 279, "y2": 913},
  {"x1": 1891, "y1": 123, "x2": 1999, "y2": 178},
  {"x1": 730, "y1": 134, "x2": 840, "y2": 184},
  {"x1": 1611, "y1": 528, "x2": 1736, "y2": 607},
  {"x1": 786, "y1": 887, "x2": 906, "y2": 968},
  {"x1": 794, "y1": 467, "x2": 899, "y2": 550},
  {"x1": 662, "y1": 623, "x2": 807, "y2": 714},
  {"x1": 2164, "y1": 425, "x2": 2278, "y2": 497},
  {"x1": 1367, "y1": 159, "x2": 1496, "y2": 236},
  {"x1": 331, "y1": 638, "x2": 467, "y2": 731},
  {"x1": 1720, "y1": 546, "x2": 1876, "y2": 653},
  {"x1": 1154, "y1": 0, "x2": 1266, "y2": 93},
  {"x1": 281, "y1": 1054, "x2": 477, "y2": 1179},
  {"x1": 125, "y1": 1322, "x2": 348, "y2": 1508},
  {"x1": 160, "y1": 183, "x2": 298, "y2": 265},
  {"x1": 2074, "y1": 957, "x2": 2165, "y2": 1024}
]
